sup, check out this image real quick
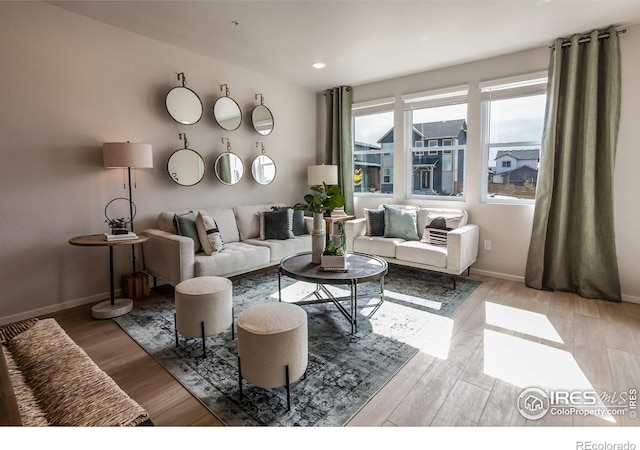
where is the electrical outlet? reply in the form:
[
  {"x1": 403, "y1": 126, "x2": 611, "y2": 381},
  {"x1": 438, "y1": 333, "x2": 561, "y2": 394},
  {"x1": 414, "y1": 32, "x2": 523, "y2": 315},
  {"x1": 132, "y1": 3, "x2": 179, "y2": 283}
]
[{"x1": 484, "y1": 240, "x2": 492, "y2": 251}]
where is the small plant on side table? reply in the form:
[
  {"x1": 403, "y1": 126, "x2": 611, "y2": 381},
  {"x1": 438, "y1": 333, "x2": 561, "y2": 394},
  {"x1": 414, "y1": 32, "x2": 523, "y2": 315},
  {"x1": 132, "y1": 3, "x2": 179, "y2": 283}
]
[{"x1": 105, "y1": 217, "x2": 130, "y2": 235}]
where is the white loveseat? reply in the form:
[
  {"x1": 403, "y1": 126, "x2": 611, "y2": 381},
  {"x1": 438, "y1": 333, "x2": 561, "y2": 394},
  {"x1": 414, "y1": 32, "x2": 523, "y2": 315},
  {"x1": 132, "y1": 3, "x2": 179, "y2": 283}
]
[
  {"x1": 141, "y1": 204, "x2": 311, "y2": 286},
  {"x1": 345, "y1": 205, "x2": 479, "y2": 288}
]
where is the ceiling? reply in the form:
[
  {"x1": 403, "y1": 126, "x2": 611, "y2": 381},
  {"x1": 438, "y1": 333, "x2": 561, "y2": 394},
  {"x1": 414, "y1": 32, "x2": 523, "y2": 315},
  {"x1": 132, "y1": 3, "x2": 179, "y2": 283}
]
[{"x1": 50, "y1": 1, "x2": 640, "y2": 92}]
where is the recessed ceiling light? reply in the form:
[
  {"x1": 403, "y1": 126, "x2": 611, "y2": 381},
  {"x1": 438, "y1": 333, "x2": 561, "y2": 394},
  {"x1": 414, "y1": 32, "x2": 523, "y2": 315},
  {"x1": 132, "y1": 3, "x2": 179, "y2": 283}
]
[{"x1": 312, "y1": 62, "x2": 326, "y2": 69}]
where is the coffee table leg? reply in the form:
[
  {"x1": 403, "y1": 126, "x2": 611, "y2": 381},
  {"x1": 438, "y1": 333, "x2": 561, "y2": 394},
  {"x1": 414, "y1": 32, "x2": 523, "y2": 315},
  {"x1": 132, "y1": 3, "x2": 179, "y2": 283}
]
[
  {"x1": 278, "y1": 268, "x2": 282, "y2": 302},
  {"x1": 352, "y1": 280, "x2": 357, "y2": 334}
]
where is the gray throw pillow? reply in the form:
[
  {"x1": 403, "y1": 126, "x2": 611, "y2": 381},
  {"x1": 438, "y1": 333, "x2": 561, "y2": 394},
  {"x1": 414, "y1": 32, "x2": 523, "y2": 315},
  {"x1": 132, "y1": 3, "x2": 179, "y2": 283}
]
[
  {"x1": 259, "y1": 209, "x2": 294, "y2": 240},
  {"x1": 173, "y1": 211, "x2": 202, "y2": 253},
  {"x1": 364, "y1": 208, "x2": 385, "y2": 236},
  {"x1": 272, "y1": 206, "x2": 305, "y2": 235}
]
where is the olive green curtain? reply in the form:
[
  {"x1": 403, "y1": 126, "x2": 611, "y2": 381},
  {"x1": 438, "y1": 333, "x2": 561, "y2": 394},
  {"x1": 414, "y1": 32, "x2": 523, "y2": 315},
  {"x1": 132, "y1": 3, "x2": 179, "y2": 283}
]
[
  {"x1": 325, "y1": 86, "x2": 354, "y2": 215},
  {"x1": 525, "y1": 26, "x2": 622, "y2": 301}
]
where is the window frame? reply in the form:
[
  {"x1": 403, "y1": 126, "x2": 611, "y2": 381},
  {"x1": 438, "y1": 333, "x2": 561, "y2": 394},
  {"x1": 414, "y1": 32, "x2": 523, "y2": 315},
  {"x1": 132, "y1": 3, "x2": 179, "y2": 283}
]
[
  {"x1": 402, "y1": 85, "x2": 468, "y2": 201},
  {"x1": 479, "y1": 71, "x2": 547, "y2": 205},
  {"x1": 352, "y1": 97, "x2": 396, "y2": 198}
]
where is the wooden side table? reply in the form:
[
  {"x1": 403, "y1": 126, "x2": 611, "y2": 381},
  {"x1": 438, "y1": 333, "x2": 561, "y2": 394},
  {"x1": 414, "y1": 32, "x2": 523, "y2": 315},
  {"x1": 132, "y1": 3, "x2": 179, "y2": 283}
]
[{"x1": 69, "y1": 234, "x2": 149, "y2": 319}]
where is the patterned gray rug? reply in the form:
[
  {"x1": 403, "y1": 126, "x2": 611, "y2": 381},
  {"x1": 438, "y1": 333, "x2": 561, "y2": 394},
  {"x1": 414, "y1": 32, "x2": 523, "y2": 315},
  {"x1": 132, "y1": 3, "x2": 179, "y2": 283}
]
[{"x1": 114, "y1": 265, "x2": 482, "y2": 426}]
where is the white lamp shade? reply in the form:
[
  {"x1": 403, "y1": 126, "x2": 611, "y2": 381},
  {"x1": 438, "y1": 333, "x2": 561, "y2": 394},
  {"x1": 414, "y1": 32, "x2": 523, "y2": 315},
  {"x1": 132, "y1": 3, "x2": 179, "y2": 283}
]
[
  {"x1": 103, "y1": 142, "x2": 153, "y2": 168},
  {"x1": 308, "y1": 164, "x2": 338, "y2": 185}
]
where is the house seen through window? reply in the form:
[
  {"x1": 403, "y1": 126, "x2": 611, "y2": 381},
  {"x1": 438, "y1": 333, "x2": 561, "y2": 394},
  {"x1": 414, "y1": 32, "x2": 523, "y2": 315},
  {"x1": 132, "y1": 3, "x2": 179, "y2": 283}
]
[
  {"x1": 352, "y1": 98, "x2": 394, "y2": 195},
  {"x1": 403, "y1": 86, "x2": 468, "y2": 198},
  {"x1": 480, "y1": 73, "x2": 547, "y2": 203}
]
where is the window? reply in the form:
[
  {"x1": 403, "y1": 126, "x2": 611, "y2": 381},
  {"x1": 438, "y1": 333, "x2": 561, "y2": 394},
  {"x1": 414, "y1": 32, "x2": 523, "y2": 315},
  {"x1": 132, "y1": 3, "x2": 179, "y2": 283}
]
[
  {"x1": 480, "y1": 72, "x2": 547, "y2": 203},
  {"x1": 414, "y1": 140, "x2": 425, "y2": 147},
  {"x1": 352, "y1": 98, "x2": 395, "y2": 195},
  {"x1": 403, "y1": 85, "x2": 468, "y2": 198}
]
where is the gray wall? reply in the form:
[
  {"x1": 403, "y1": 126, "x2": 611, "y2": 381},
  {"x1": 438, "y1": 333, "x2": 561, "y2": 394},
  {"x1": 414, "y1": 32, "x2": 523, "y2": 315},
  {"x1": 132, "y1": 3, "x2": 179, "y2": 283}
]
[
  {"x1": 350, "y1": 25, "x2": 640, "y2": 303},
  {"x1": 0, "y1": 2, "x2": 317, "y2": 324}
]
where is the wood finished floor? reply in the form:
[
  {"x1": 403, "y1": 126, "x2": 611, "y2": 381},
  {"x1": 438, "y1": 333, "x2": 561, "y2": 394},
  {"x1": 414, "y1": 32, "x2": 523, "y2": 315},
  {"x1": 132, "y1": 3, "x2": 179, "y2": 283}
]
[{"x1": 44, "y1": 273, "x2": 640, "y2": 427}]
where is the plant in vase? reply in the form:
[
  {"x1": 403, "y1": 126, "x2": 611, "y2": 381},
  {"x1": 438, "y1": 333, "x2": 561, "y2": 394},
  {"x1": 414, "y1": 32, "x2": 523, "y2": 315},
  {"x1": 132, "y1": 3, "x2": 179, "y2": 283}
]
[
  {"x1": 293, "y1": 183, "x2": 345, "y2": 264},
  {"x1": 105, "y1": 217, "x2": 130, "y2": 235},
  {"x1": 321, "y1": 221, "x2": 347, "y2": 270}
]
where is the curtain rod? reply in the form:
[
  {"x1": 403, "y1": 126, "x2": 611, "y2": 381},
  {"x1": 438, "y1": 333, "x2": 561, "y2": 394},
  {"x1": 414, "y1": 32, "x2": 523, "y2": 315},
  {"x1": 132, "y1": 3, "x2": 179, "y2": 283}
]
[{"x1": 550, "y1": 28, "x2": 626, "y2": 49}]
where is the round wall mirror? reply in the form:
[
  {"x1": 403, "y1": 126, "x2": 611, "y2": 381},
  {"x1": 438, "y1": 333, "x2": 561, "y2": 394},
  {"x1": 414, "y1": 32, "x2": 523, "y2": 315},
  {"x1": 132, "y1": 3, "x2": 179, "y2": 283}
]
[
  {"x1": 251, "y1": 105, "x2": 274, "y2": 135},
  {"x1": 167, "y1": 148, "x2": 206, "y2": 186},
  {"x1": 214, "y1": 152, "x2": 244, "y2": 185},
  {"x1": 213, "y1": 97, "x2": 242, "y2": 131},
  {"x1": 165, "y1": 87, "x2": 203, "y2": 125},
  {"x1": 251, "y1": 154, "x2": 276, "y2": 185}
]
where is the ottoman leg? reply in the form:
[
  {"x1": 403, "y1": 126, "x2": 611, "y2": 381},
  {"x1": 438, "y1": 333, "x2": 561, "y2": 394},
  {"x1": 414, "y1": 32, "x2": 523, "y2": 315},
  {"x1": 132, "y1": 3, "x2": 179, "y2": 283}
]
[
  {"x1": 286, "y1": 365, "x2": 290, "y2": 411},
  {"x1": 238, "y1": 357, "x2": 243, "y2": 399},
  {"x1": 174, "y1": 313, "x2": 179, "y2": 348},
  {"x1": 201, "y1": 321, "x2": 206, "y2": 358}
]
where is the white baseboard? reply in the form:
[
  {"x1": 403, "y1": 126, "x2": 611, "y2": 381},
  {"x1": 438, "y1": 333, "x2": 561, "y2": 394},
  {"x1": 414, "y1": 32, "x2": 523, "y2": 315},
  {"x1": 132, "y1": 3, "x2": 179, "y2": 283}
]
[
  {"x1": 622, "y1": 294, "x2": 640, "y2": 304},
  {"x1": 0, "y1": 290, "x2": 116, "y2": 327},
  {"x1": 470, "y1": 269, "x2": 640, "y2": 305},
  {"x1": 470, "y1": 268, "x2": 525, "y2": 283}
]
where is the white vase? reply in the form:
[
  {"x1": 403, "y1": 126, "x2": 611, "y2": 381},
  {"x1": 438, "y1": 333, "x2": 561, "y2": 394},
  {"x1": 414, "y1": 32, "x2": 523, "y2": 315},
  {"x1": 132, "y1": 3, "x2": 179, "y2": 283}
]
[{"x1": 311, "y1": 212, "x2": 325, "y2": 264}]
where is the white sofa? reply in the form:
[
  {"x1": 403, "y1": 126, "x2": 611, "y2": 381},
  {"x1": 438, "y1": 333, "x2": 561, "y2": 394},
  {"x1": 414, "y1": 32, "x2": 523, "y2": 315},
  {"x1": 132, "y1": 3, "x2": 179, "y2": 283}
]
[
  {"x1": 141, "y1": 204, "x2": 312, "y2": 286},
  {"x1": 345, "y1": 205, "x2": 479, "y2": 288}
]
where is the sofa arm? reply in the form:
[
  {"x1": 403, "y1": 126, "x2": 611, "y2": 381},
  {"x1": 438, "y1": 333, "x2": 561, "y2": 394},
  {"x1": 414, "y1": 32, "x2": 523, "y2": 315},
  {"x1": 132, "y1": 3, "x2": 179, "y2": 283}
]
[
  {"x1": 140, "y1": 229, "x2": 195, "y2": 286},
  {"x1": 345, "y1": 218, "x2": 367, "y2": 252},
  {"x1": 446, "y1": 224, "x2": 479, "y2": 274}
]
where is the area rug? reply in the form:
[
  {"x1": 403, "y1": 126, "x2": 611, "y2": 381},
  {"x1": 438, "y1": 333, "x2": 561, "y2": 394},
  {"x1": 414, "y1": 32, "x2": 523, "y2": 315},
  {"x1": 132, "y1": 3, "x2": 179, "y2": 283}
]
[{"x1": 114, "y1": 265, "x2": 482, "y2": 426}]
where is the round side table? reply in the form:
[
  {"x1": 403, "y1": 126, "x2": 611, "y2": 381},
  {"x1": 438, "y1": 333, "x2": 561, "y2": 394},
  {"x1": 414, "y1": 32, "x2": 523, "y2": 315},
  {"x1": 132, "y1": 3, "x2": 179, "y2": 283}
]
[{"x1": 69, "y1": 234, "x2": 149, "y2": 319}]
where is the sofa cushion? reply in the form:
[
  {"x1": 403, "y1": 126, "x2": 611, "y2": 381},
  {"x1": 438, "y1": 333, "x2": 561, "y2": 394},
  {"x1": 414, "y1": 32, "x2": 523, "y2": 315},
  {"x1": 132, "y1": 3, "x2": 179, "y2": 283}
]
[
  {"x1": 234, "y1": 204, "x2": 283, "y2": 241},
  {"x1": 194, "y1": 242, "x2": 270, "y2": 277},
  {"x1": 204, "y1": 207, "x2": 241, "y2": 243},
  {"x1": 245, "y1": 235, "x2": 312, "y2": 262},
  {"x1": 195, "y1": 212, "x2": 224, "y2": 255},
  {"x1": 396, "y1": 241, "x2": 447, "y2": 268},
  {"x1": 364, "y1": 208, "x2": 385, "y2": 236},
  {"x1": 384, "y1": 205, "x2": 419, "y2": 241},
  {"x1": 259, "y1": 209, "x2": 294, "y2": 240},
  {"x1": 174, "y1": 211, "x2": 202, "y2": 253},
  {"x1": 353, "y1": 236, "x2": 404, "y2": 258}
]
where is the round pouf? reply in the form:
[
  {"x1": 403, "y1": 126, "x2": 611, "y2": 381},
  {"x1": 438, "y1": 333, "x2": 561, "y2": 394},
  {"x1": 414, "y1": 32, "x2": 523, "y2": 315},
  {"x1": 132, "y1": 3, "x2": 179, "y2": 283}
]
[
  {"x1": 175, "y1": 276, "x2": 233, "y2": 352},
  {"x1": 237, "y1": 302, "x2": 308, "y2": 408}
]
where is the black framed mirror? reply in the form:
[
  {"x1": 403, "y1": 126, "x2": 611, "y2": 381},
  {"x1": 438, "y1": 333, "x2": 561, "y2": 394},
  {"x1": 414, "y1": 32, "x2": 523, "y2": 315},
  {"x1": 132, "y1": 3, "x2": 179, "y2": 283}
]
[
  {"x1": 165, "y1": 73, "x2": 203, "y2": 125},
  {"x1": 213, "y1": 84, "x2": 242, "y2": 131},
  {"x1": 215, "y1": 138, "x2": 244, "y2": 185},
  {"x1": 251, "y1": 143, "x2": 276, "y2": 185},
  {"x1": 167, "y1": 133, "x2": 205, "y2": 186},
  {"x1": 251, "y1": 154, "x2": 276, "y2": 185},
  {"x1": 251, "y1": 94, "x2": 274, "y2": 135}
]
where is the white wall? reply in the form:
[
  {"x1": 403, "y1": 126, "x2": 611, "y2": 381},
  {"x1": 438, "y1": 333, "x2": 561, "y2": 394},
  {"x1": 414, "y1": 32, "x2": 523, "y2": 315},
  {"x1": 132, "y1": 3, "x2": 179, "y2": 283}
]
[
  {"x1": 0, "y1": 2, "x2": 317, "y2": 324},
  {"x1": 350, "y1": 25, "x2": 640, "y2": 302}
]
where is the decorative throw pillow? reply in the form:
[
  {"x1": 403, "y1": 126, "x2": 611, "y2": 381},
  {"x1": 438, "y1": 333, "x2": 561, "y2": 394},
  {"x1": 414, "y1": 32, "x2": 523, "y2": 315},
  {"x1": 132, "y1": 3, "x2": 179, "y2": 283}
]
[
  {"x1": 421, "y1": 216, "x2": 452, "y2": 246},
  {"x1": 383, "y1": 206, "x2": 419, "y2": 241},
  {"x1": 259, "y1": 209, "x2": 294, "y2": 240},
  {"x1": 195, "y1": 212, "x2": 224, "y2": 255},
  {"x1": 271, "y1": 206, "x2": 305, "y2": 235},
  {"x1": 364, "y1": 208, "x2": 385, "y2": 236},
  {"x1": 173, "y1": 211, "x2": 202, "y2": 253}
]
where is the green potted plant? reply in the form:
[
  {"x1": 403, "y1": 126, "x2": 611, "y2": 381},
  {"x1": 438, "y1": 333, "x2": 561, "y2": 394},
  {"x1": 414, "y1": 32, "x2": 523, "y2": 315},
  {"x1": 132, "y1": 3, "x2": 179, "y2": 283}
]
[
  {"x1": 294, "y1": 183, "x2": 345, "y2": 264},
  {"x1": 292, "y1": 182, "x2": 345, "y2": 216},
  {"x1": 105, "y1": 217, "x2": 130, "y2": 235},
  {"x1": 321, "y1": 221, "x2": 347, "y2": 270}
]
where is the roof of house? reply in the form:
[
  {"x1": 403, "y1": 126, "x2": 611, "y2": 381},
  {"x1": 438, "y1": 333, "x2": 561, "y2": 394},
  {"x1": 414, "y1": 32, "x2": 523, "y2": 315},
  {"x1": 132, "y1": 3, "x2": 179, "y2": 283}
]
[
  {"x1": 495, "y1": 149, "x2": 540, "y2": 161},
  {"x1": 354, "y1": 140, "x2": 381, "y2": 150},
  {"x1": 376, "y1": 119, "x2": 466, "y2": 144},
  {"x1": 413, "y1": 119, "x2": 466, "y2": 140}
]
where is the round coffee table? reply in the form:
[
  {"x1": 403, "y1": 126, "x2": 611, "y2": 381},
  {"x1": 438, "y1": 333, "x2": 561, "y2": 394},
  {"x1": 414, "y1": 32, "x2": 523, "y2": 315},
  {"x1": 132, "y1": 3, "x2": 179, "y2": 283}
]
[
  {"x1": 69, "y1": 234, "x2": 148, "y2": 319},
  {"x1": 278, "y1": 251, "x2": 388, "y2": 333}
]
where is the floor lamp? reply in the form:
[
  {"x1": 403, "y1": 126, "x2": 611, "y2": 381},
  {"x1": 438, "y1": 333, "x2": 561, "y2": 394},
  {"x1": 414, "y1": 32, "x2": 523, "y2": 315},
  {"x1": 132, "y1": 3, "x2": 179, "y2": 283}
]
[{"x1": 103, "y1": 142, "x2": 153, "y2": 274}]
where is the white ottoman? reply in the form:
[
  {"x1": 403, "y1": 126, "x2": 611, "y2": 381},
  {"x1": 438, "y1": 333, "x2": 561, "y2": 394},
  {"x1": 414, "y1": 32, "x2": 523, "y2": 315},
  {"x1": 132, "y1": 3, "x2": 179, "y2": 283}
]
[
  {"x1": 174, "y1": 276, "x2": 233, "y2": 357},
  {"x1": 237, "y1": 302, "x2": 308, "y2": 410}
]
